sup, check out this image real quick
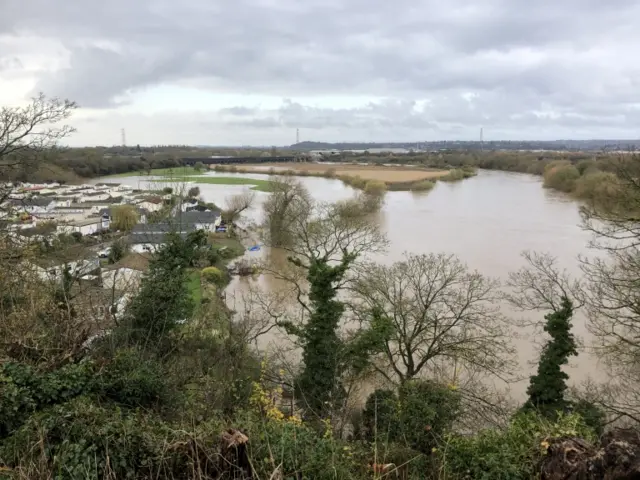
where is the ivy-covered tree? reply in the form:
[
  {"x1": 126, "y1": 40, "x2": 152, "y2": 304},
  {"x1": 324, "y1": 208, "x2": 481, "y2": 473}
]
[
  {"x1": 523, "y1": 296, "x2": 577, "y2": 417},
  {"x1": 290, "y1": 252, "x2": 355, "y2": 417},
  {"x1": 265, "y1": 194, "x2": 387, "y2": 419}
]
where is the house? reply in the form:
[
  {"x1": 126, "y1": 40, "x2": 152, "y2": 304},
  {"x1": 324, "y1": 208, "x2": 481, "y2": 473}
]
[
  {"x1": 78, "y1": 190, "x2": 116, "y2": 203},
  {"x1": 28, "y1": 255, "x2": 101, "y2": 283},
  {"x1": 172, "y1": 210, "x2": 221, "y2": 232},
  {"x1": 57, "y1": 215, "x2": 110, "y2": 236},
  {"x1": 180, "y1": 198, "x2": 199, "y2": 212},
  {"x1": 101, "y1": 252, "x2": 150, "y2": 291},
  {"x1": 48, "y1": 207, "x2": 93, "y2": 223},
  {"x1": 9, "y1": 197, "x2": 56, "y2": 215},
  {"x1": 97, "y1": 206, "x2": 148, "y2": 225},
  {"x1": 128, "y1": 223, "x2": 193, "y2": 253},
  {"x1": 10, "y1": 223, "x2": 58, "y2": 245},
  {"x1": 126, "y1": 209, "x2": 221, "y2": 253},
  {"x1": 137, "y1": 197, "x2": 164, "y2": 212}
]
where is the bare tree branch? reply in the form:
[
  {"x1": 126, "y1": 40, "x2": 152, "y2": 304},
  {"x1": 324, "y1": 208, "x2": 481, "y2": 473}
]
[
  {"x1": 350, "y1": 253, "x2": 517, "y2": 386},
  {"x1": 505, "y1": 250, "x2": 584, "y2": 313}
]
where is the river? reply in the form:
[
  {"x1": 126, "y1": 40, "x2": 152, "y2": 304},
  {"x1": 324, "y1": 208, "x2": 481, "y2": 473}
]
[{"x1": 99, "y1": 169, "x2": 603, "y2": 401}]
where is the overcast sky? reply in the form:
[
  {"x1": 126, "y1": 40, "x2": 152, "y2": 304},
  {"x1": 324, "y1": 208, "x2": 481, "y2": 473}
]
[{"x1": 1, "y1": 0, "x2": 639, "y2": 146}]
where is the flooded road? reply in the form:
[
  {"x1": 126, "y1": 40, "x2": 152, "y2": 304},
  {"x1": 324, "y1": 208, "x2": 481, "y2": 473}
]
[{"x1": 102, "y1": 169, "x2": 602, "y2": 400}]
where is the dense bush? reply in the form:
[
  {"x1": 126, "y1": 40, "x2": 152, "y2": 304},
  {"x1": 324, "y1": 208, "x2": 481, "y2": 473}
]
[
  {"x1": 441, "y1": 412, "x2": 596, "y2": 480},
  {"x1": 362, "y1": 389, "x2": 399, "y2": 441},
  {"x1": 411, "y1": 180, "x2": 435, "y2": 191},
  {"x1": 0, "y1": 361, "x2": 96, "y2": 438},
  {"x1": 0, "y1": 397, "x2": 165, "y2": 479},
  {"x1": 543, "y1": 163, "x2": 581, "y2": 192},
  {"x1": 574, "y1": 171, "x2": 621, "y2": 206},
  {"x1": 363, "y1": 180, "x2": 387, "y2": 196},
  {"x1": 98, "y1": 348, "x2": 171, "y2": 408},
  {"x1": 201, "y1": 266, "x2": 225, "y2": 286},
  {"x1": 361, "y1": 380, "x2": 460, "y2": 454},
  {"x1": 241, "y1": 414, "x2": 363, "y2": 479},
  {"x1": 341, "y1": 175, "x2": 367, "y2": 189}
]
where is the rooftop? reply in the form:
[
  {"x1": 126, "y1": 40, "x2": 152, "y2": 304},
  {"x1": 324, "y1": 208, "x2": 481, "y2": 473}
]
[
  {"x1": 127, "y1": 231, "x2": 191, "y2": 245},
  {"x1": 172, "y1": 210, "x2": 220, "y2": 224},
  {"x1": 65, "y1": 218, "x2": 104, "y2": 227},
  {"x1": 9, "y1": 197, "x2": 54, "y2": 207},
  {"x1": 103, "y1": 252, "x2": 151, "y2": 272},
  {"x1": 131, "y1": 222, "x2": 195, "y2": 235}
]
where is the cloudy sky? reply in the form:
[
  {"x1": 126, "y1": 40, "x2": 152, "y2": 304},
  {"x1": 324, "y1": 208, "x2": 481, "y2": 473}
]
[{"x1": 1, "y1": 0, "x2": 639, "y2": 146}]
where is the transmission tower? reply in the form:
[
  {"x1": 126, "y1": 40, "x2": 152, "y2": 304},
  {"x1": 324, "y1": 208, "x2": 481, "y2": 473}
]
[
  {"x1": 480, "y1": 127, "x2": 484, "y2": 151},
  {"x1": 296, "y1": 128, "x2": 300, "y2": 144},
  {"x1": 121, "y1": 128, "x2": 126, "y2": 147}
]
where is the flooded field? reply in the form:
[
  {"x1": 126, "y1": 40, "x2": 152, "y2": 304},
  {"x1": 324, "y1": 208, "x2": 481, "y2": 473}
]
[
  {"x1": 98, "y1": 169, "x2": 604, "y2": 401},
  {"x1": 219, "y1": 162, "x2": 449, "y2": 183}
]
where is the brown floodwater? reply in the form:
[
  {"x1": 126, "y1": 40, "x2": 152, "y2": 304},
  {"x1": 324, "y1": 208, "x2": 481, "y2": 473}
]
[{"x1": 100, "y1": 170, "x2": 605, "y2": 401}]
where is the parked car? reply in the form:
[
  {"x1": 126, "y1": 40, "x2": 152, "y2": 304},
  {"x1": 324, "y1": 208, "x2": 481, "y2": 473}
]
[{"x1": 98, "y1": 247, "x2": 111, "y2": 258}]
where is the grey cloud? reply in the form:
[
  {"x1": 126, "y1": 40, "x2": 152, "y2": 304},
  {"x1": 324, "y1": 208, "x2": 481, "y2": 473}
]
[{"x1": 2, "y1": 0, "x2": 640, "y2": 140}]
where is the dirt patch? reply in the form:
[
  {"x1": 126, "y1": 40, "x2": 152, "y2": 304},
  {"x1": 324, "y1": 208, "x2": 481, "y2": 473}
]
[{"x1": 238, "y1": 162, "x2": 448, "y2": 184}]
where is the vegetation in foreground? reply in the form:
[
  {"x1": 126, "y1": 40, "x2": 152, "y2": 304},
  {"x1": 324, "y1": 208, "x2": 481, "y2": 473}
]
[{"x1": 2, "y1": 94, "x2": 640, "y2": 479}]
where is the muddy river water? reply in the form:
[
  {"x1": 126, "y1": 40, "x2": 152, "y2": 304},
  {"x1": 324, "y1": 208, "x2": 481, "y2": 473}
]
[{"x1": 102, "y1": 169, "x2": 604, "y2": 401}]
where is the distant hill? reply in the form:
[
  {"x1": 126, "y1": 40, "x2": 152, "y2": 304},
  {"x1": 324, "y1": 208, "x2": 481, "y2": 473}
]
[{"x1": 291, "y1": 140, "x2": 640, "y2": 152}]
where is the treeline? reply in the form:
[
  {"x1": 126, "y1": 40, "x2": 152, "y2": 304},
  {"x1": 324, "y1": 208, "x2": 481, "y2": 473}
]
[
  {"x1": 319, "y1": 150, "x2": 632, "y2": 204},
  {"x1": 36, "y1": 146, "x2": 288, "y2": 180}
]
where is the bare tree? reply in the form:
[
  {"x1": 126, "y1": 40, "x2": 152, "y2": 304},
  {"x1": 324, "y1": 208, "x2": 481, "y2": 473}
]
[
  {"x1": 0, "y1": 93, "x2": 77, "y2": 206},
  {"x1": 350, "y1": 252, "x2": 515, "y2": 385},
  {"x1": 262, "y1": 176, "x2": 312, "y2": 248},
  {"x1": 578, "y1": 153, "x2": 640, "y2": 423},
  {"x1": 580, "y1": 153, "x2": 640, "y2": 252},
  {"x1": 505, "y1": 251, "x2": 583, "y2": 315},
  {"x1": 223, "y1": 190, "x2": 255, "y2": 224}
]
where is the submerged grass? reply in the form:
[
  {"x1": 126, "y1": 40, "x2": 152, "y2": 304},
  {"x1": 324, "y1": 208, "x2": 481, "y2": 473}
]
[{"x1": 153, "y1": 176, "x2": 275, "y2": 192}]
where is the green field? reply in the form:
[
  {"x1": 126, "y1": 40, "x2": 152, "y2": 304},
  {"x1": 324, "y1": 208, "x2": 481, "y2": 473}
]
[{"x1": 153, "y1": 176, "x2": 274, "y2": 192}]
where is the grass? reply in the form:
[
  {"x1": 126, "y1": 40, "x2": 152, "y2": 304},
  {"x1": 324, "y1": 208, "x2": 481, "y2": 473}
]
[
  {"x1": 209, "y1": 234, "x2": 245, "y2": 252},
  {"x1": 153, "y1": 176, "x2": 274, "y2": 192},
  {"x1": 187, "y1": 269, "x2": 202, "y2": 305}
]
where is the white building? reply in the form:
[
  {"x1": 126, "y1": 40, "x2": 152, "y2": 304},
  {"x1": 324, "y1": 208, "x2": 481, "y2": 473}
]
[
  {"x1": 79, "y1": 191, "x2": 112, "y2": 203},
  {"x1": 173, "y1": 210, "x2": 221, "y2": 232},
  {"x1": 101, "y1": 253, "x2": 149, "y2": 291},
  {"x1": 8, "y1": 197, "x2": 56, "y2": 215},
  {"x1": 137, "y1": 198, "x2": 164, "y2": 212},
  {"x1": 29, "y1": 257, "x2": 101, "y2": 283},
  {"x1": 56, "y1": 215, "x2": 110, "y2": 236}
]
